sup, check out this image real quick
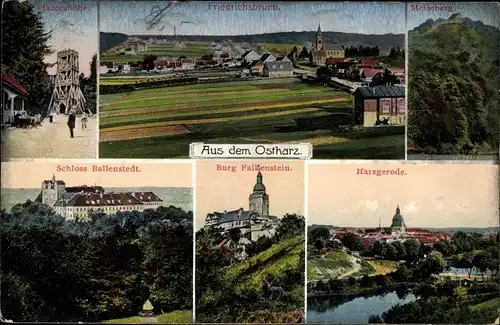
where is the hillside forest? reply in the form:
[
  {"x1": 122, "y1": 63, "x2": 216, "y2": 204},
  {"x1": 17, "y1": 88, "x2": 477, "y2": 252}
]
[
  {"x1": 195, "y1": 214, "x2": 305, "y2": 323},
  {"x1": 0, "y1": 200, "x2": 193, "y2": 323},
  {"x1": 408, "y1": 17, "x2": 500, "y2": 156}
]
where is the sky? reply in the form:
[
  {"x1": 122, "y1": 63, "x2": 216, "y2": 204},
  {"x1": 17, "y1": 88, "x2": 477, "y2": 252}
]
[
  {"x1": 308, "y1": 163, "x2": 499, "y2": 228},
  {"x1": 0, "y1": 161, "x2": 193, "y2": 189},
  {"x1": 99, "y1": 1, "x2": 406, "y2": 36},
  {"x1": 407, "y1": 2, "x2": 500, "y2": 29},
  {"x1": 28, "y1": 0, "x2": 99, "y2": 76},
  {"x1": 195, "y1": 160, "x2": 304, "y2": 230}
]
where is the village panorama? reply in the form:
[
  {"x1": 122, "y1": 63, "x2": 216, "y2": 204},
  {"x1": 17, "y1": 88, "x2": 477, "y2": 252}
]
[{"x1": 99, "y1": 1, "x2": 406, "y2": 159}]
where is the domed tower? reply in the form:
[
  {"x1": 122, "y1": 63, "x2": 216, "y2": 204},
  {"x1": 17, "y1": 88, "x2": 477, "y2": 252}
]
[
  {"x1": 390, "y1": 204, "x2": 406, "y2": 236},
  {"x1": 315, "y1": 24, "x2": 323, "y2": 51},
  {"x1": 249, "y1": 172, "x2": 269, "y2": 217}
]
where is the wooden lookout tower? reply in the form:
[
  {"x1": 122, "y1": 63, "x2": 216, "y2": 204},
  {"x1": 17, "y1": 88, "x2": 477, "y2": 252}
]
[{"x1": 48, "y1": 49, "x2": 85, "y2": 115}]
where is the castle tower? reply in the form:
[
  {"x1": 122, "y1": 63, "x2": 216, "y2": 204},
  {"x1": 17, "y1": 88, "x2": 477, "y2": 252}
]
[
  {"x1": 315, "y1": 24, "x2": 323, "y2": 51},
  {"x1": 48, "y1": 49, "x2": 86, "y2": 115},
  {"x1": 41, "y1": 174, "x2": 63, "y2": 207},
  {"x1": 390, "y1": 204, "x2": 406, "y2": 236},
  {"x1": 249, "y1": 172, "x2": 269, "y2": 217}
]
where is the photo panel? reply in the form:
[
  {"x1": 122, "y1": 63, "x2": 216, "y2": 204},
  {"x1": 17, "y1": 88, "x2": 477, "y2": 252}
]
[
  {"x1": 1, "y1": 0, "x2": 98, "y2": 160},
  {"x1": 98, "y1": 1, "x2": 406, "y2": 160},
  {"x1": 306, "y1": 162, "x2": 499, "y2": 324},
  {"x1": 195, "y1": 160, "x2": 305, "y2": 323},
  {"x1": 407, "y1": 2, "x2": 500, "y2": 161},
  {"x1": 0, "y1": 161, "x2": 194, "y2": 323}
]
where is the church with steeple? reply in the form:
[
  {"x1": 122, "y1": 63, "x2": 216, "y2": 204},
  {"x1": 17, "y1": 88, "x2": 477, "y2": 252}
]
[
  {"x1": 390, "y1": 204, "x2": 406, "y2": 236},
  {"x1": 204, "y1": 172, "x2": 276, "y2": 240},
  {"x1": 311, "y1": 23, "x2": 345, "y2": 66}
]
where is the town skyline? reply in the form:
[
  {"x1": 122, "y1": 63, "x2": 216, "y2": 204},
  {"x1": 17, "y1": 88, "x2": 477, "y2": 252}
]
[
  {"x1": 308, "y1": 164, "x2": 499, "y2": 228},
  {"x1": 100, "y1": 1, "x2": 406, "y2": 36},
  {"x1": 195, "y1": 161, "x2": 304, "y2": 230}
]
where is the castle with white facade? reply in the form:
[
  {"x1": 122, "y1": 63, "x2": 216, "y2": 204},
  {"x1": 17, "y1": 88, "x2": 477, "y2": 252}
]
[
  {"x1": 204, "y1": 172, "x2": 277, "y2": 241},
  {"x1": 35, "y1": 175, "x2": 162, "y2": 220}
]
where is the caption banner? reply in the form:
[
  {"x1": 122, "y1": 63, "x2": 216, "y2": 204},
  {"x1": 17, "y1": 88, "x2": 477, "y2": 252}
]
[{"x1": 190, "y1": 143, "x2": 312, "y2": 159}]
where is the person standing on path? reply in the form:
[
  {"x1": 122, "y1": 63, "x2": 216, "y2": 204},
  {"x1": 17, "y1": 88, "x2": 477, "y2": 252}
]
[
  {"x1": 67, "y1": 109, "x2": 76, "y2": 138},
  {"x1": 81, "y1": 111, "x2": 88, "y2": 130}
]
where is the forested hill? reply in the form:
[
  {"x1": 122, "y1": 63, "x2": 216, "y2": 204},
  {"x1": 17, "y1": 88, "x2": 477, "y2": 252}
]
[
  {"x1": 408, "y1": 17, "x2": 500, "y2": 155},
  {"x1": 99, "y1": 31, "x2": 404, "y2": 54}
]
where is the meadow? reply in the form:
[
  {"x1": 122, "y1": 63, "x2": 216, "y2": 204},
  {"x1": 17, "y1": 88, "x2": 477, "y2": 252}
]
[
  {"x1": 101, "y1": 41, "x2": 210, "y2": 62},
  {"x1": 99, "y1": 78, "x2": 405, "y2": 159}
]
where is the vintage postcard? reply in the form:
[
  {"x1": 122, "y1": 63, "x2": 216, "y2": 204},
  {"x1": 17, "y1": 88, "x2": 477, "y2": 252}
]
[
  {"x1": 195, "y1": 160, "x2": 305, "y2": 323},
  {"x1": 306, "y1": 162, "x2": 499, "y2": 324},
  {"x1": 98, "y1": 1, "x2": 406, "y2": 159},
  {"x1": 1, "y1": 0, "x2": 98, "y2": 160},
  {"x1": 407, "y1": 2, "x2": 500, "y2": 161},
  {"x1": 0, "y1": 161, "x2": 193, "y2": 323}
]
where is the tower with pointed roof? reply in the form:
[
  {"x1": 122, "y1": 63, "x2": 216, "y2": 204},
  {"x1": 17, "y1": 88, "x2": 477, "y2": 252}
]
[
  {"x1": 390, "y1": 204, "x2": 406, "y2": 236},
  {"x1": 249, "y1": 172, "x2": 269, "y2": 217},
  {"x1": 316, "y1": 24, "x2": 323, "y2": 51},
  {"x1": 41, "y1": 175, "x2": 66, "y2": 207}
]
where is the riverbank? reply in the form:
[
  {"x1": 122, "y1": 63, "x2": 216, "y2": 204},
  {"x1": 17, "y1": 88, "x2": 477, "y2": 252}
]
[{"x1": 308, "y1": 281, "x2": 424, "y2": 299}]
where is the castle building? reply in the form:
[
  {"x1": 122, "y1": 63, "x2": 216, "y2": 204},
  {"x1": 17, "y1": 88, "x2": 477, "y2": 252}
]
[
  {"x1": 36, "y1": 175, "x2": 162, "y2": 220},
  {"x1": 390, "y1": 204, "x2": 406, "y2": 236},
  {"x1": 204, "y1": 172, "x2": 276, "y2": 241},
  {"x1": 311, "y1": 24, "x2": 345, "y2": 66}
]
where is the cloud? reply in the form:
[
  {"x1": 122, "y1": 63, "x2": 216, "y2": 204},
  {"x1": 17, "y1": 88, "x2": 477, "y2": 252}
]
[
  {"x1": 403, "y1": 202, "x2": 419, "y2": 214},
  {"x1": 311, "y1": 9, "x2": 355, "y2": 22},
  {"x1": 356, "y1": 200, "x2": 379, "y2": 215}
]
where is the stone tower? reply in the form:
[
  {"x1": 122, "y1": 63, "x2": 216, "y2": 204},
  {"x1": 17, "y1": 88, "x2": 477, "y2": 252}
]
[
  {"x1": 249, "y1": 172, "x2": 269, "y2": 217},
  {"x1": 390, "y1": 204, "x2": 406, "y2": 236},
  {"x1": 315, "y1": 24, "x2": 323, "y2": 51},
  {"x1": 48, "y1": 49, "x2": 86, "y2": 115},
  {"x1": 41, "y1": 175, "x2": 64, "y2": 207}
]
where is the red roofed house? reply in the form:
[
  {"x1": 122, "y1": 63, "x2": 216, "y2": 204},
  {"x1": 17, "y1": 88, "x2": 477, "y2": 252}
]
[
  {"x1": 1, "y1": 65, "x2": 28, "y2": 124},
  {"x1": 325, "y1": 57, "x2": 346, "y2": 65},
  {"x1": 360, "y1": 59, "x2": 381, "y2": 68},
  {"x1": 360, "y1": 68, "x2": 384, "y2": 83}
]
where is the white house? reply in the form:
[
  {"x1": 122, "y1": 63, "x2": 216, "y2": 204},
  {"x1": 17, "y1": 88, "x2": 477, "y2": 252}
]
[
  {"x1": 241, "y1": 50, "x2": 261, "y2": 63},
  {"x1": 1, "y1": 65, "x2": 27, "y2": 124}
]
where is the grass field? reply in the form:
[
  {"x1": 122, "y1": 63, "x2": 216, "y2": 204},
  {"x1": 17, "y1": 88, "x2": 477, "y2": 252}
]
[
  {"x1": 99, "y1": 78, "x2": 405, "y2": 159},
  {"x1": 197, "y1": 235, "x2": 305, "y2": 313},
  {"x1": 101, "y1": 41, "x2": 210, "y2": 62},
  {"x1": 103, "y1": 310, "x2": 192, "y2": 324}
]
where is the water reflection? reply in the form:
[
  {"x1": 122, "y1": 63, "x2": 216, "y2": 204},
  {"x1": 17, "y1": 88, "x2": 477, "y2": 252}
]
[{"x1": 307, "y1": 289, "x2": 418, "y2": 324}]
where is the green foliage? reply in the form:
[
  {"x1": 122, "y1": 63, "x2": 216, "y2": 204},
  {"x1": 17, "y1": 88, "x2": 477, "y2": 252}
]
[
  {"x1": 196, "y1": 215, "x2": 305, "y2": 323},
  {"x1": 1, "y1": 1, "x2": 52, "y2": 105},
  {"x1": 408, "y1": 20, "x2": 500, "y2": 155},
  {"x1": 0, "y1": 201, "x2": 193, "y2": 322}
]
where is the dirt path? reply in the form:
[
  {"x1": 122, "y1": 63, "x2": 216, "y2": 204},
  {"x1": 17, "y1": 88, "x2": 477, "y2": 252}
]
[
  {"x1": 2, "y1": 114, "x2": 97, "y2": 160},
  {"x1": 140, "y1": 317, "x2": 157, "y2": 324}
]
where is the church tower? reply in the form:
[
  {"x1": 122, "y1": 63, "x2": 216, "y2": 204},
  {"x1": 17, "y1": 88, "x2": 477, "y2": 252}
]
[
  {"x1": 315, "y1": 24, "x2": 323, "y2": 51},
  {"x1": 390, "y1": 204, "x2": 406, "y2": 236},
  {"x1": 249, "y1": 172, "x2": 269, "y2": 217},
  {"x1": 41, "y1": 175, "x2": 59, "y2": 207}
]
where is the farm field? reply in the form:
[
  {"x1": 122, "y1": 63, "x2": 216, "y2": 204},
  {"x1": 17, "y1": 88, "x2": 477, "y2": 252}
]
[
  {"x1": 101, "y1": 41, "x2": 211, "y2": 62},
  {"x1": 99, "y1": 79, "x2": 405, "y2": 159}
]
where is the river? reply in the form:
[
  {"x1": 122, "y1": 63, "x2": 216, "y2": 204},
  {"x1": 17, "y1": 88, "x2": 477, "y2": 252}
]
[{"x1": 307, "y1": 290, "x2": 418, "y2": 323}]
